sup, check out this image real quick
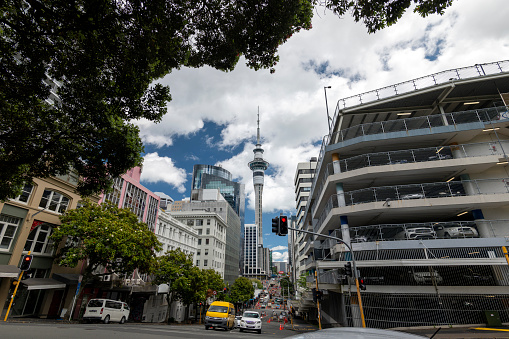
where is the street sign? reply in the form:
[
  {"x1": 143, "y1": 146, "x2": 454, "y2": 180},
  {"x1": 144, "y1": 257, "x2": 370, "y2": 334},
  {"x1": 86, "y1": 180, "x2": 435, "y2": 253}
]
[
  {"x1": 278, "y1": 271, "x2": 284, "y2": 274},
  {"x1": 212, "y1": 290, "x2": 217, "y2": 295}
]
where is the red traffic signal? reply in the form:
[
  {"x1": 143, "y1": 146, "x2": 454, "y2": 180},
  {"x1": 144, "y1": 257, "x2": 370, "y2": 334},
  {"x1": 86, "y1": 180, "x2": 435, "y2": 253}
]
[
  {"x1": 20, "y1": 254, "x2": 33, "y2": 271},
  {"x1": 358, "y1": 277, "x2": 366, "y2": 291}
]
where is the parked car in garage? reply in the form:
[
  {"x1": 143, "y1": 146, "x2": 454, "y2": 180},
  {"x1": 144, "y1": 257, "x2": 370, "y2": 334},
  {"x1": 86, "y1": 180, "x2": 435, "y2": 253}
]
[
  {"x1": 394, "y1": 227, "x2": 436, "y2": 240},
  {"x1": 435, "y1": 224, "x2": 478, "y2": 238}
]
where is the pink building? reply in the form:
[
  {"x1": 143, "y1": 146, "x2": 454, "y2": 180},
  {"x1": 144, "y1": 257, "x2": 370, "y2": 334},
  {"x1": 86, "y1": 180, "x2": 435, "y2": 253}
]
[{"x1": 99, "y1": 167, "x2": 160, "y2": 232}]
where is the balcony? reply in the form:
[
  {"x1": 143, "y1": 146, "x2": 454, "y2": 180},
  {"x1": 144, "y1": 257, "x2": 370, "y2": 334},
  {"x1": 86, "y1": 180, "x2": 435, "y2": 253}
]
[{"x1": 314, "y1": 178, "x2": 509, "y2": 234}]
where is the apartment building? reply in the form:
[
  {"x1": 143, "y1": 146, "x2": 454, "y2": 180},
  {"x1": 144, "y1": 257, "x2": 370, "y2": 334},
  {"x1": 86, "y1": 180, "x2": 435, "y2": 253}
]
[
  {"x1": 0, "y1": 174, "x2": 98, "y2": 318},
  {"x1": 300, "y1": 60, "x2": 509, "y2": 328}
]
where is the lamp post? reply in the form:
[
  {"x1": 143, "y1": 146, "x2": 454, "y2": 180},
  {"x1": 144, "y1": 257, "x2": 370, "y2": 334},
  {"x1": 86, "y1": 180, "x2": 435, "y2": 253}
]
[{"x1": 324, "y1": 86, "x2": 332, "y2": 131}]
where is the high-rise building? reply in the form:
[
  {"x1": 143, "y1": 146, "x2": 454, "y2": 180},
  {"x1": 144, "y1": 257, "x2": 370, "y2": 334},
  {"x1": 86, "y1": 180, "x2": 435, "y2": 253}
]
[
  {"x1": 301, "y1": 60, "x2": 509, "y2": 328},
  {"x1": 191, "y1": 164, "x2": 245, "y2": 274}
]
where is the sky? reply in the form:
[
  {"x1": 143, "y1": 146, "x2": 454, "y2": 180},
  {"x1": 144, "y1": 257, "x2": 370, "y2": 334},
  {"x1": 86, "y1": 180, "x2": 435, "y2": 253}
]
[{"x1": 136, "y1": 0, "x2": 509, "y2": 262}]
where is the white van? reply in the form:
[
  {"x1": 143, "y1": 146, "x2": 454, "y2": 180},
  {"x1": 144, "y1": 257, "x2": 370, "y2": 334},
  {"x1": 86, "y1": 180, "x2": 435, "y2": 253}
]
[{"x1": 83, "y1": 298, "x2": 130, "y2": 324}]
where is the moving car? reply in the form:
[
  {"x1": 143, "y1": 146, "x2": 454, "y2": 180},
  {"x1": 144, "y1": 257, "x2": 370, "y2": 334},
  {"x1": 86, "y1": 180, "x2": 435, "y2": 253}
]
[
  {"x1": 83, "y1": 298, "x2": 130, "y2": 324},
  {"x1": 239, "y1": 311, "x2": 262, "y2": 334},
  {"x1": 204, "y1": 301, "x2": 236, "y2": 330}
]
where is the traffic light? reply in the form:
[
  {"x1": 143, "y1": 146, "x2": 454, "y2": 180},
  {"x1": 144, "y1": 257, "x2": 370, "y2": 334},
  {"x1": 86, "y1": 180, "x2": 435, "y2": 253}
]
[
  {"x1": 316, "y1": 290, "x2": 323, "y2": 301},
  {"x1": 272, "y1": 217, "x2": 280, "y2": 235},
  {"x1": 312, "y1": 288, "x2": 317, "y2": 303},
  {"x1": 279, "y1": 216, "x2": 288, "y2": 235},
  {"x1": 344, "y1": 262, "x2": 352, "y2": 277},
  {"x1": 358, "y1": 278, "x2": 366, "y2": 291},
  {"x1": 20, "y1": 254, "x2": 33, "y2": 271}
]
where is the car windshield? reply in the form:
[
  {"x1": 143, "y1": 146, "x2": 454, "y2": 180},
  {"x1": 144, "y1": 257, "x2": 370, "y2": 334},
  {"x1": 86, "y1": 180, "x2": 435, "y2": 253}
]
[
  {"x1": 208, "y1": 306, "x2": 228, "y2": 313},
  {"x1": 243, "y1": 312, "x2": 259, "y2": 318}
]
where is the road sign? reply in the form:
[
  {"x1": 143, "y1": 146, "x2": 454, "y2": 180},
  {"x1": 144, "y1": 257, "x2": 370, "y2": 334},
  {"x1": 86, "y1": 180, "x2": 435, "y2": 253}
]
[{"x1": 212, "y1": 290, "x2": 217, "y2": 295}]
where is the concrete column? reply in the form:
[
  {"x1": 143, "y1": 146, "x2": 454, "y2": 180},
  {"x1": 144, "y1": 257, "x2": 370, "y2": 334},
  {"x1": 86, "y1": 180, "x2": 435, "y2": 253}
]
[
  {"x1": 331, "y1": 153, "x2": 350, "y2": 244},
  {"x1": 340, "y1": 216, "x2": 351, "y2": 246}
]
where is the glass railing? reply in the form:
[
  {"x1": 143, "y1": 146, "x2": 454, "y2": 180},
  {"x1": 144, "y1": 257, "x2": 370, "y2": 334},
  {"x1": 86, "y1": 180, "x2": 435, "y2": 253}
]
[
  {"x1": 312, "y1": 141, "x2": 509, "y2": 209},
  {"x1": 330, "y1": 106, "x2": 507, "y2": 144},
  {"x1": 331, "y1": 60, "x2": 509, "y2": 127},
  {"x1": 314, "y1": 178, "x2": 509, "y2": 233}
]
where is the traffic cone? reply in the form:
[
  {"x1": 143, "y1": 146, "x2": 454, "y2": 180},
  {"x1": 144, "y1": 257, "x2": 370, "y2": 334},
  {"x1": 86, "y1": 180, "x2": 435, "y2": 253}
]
[
  {"x1": 267, "y1": 318, "x2": 271, "y2": 323},
  {"x1": 279, "y1": 323, "x2": 283, "y2": 330}
]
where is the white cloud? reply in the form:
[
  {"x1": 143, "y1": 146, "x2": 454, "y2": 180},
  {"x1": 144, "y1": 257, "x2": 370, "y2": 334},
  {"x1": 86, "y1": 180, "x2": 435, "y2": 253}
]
[
  {"x1": 272, "y1": 251, "x2": 289, "y2": 262},
  {"x1": 271, "y1": 246, "x2": 288, "y2": 251},
  {"x1": 140, "y1": 153, "x2": 188, "y2": 193},
  {"x1": 136, "y1": 0, "x2": 509, "y2": 216}
]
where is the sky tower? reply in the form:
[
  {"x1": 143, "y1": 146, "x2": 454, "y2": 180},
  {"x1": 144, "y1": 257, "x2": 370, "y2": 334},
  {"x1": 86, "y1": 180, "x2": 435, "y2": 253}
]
[{"x1": 248, "y1": 109, "x2": 269, "y2": 249}]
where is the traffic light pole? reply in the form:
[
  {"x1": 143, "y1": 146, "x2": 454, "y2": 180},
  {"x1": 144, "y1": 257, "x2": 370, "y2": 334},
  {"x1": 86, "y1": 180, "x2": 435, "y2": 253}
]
[
  {"x1": 4, "y1": 251, "x2": 31, "y2": 322},
  {"x1": 286, "y1": 227, "x2": 366, "y2": 328}
]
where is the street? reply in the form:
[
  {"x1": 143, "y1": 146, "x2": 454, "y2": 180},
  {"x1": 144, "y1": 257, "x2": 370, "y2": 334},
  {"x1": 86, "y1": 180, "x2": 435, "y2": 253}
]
[{"x1": 0, "y1": 309, "x2": 317, "y2": 339}]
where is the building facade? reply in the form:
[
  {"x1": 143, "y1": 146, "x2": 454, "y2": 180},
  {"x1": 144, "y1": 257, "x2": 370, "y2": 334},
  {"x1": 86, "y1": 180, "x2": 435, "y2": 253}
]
[
  {"x1": 0, "y1": 173, "x2": 98, "y2": 319},
  {"x1": 300, "y1": 60, "x2": 509, "y2": 328},
  {"x1": 99, "y1": 167, "x2": 160, "y2": 232},
  {"x1": 155, "y1": 210, "x2": 198, "y2": 259}
]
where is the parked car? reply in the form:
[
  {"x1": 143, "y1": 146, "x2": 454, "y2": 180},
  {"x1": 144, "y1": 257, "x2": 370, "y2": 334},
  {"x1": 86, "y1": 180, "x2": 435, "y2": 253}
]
[
  {"x1": 401, "y1": 193, "x2": 425, "y2": 200},
  {"x1": 436, "y1": 224, "x2": 478, "y2": 238},
  {"x1": 394, "y1": 227, "x2": 436, "y2": 240},
  {"x1": 234, "y1": 315, "x2": 242, "y2": 328},
  {"x1": 412, "y1": 270, "x2": 443, "y2": 284},
  {"x1": 83, "y1": 298, "x2": 130, "y2": 324},
  {"x1": 239, "y1": 311, "x2": 262, "y2": 334}
]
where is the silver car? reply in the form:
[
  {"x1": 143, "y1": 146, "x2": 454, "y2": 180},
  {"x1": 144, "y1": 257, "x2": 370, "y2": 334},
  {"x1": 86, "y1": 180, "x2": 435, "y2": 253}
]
[{"x1": 436, "y1": 225, "x2": 478, "y2": 238}]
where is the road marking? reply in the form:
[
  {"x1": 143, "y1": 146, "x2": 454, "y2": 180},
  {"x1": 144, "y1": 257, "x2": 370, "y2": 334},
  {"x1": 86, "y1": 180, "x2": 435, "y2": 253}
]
[{"x1": 472, "y1": 327, "x2": 509, "y2": 332}]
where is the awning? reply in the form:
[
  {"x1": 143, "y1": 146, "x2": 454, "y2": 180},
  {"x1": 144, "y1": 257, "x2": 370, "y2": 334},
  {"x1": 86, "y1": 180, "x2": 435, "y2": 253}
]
[
  {"x1": 0, "y1": 265, "x2": 19, "y2": 278},
  {"x1": 52, "y1": 273, "x2": 80, "y2": 285},
  {"x1": 21, "y1": 278, "x2": 66, "y2": 290}
]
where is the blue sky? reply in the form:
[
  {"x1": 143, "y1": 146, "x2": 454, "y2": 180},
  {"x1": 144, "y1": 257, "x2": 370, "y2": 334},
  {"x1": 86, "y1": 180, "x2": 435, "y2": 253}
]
[{"x1": 136, "y1": 0, "x2": 509, "y2": 262}]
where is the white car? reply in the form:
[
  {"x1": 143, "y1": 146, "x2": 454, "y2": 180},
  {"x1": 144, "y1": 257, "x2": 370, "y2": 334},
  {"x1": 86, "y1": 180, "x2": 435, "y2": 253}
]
[{"x1": 239, "y1": 311, "x2": 262, "y2": 334}]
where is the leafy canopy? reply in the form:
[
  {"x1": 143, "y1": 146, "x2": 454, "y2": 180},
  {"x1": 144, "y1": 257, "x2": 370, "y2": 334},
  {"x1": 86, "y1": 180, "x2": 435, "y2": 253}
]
[
  {"x1": 326, "y1": 0, "x2": 455, "y2": 33},
  {"x1": 51, "y1": 199, "x2": 161, "y2": 280},
  {"x1": 0, "y1": 0, "x2": 314, "y2": 201}
]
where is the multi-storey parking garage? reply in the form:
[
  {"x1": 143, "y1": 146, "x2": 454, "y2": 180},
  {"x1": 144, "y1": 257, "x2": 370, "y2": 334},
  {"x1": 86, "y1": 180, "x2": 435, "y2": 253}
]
[{"x1": 298, "y1": 60, "x2": 509, "y2": 328}]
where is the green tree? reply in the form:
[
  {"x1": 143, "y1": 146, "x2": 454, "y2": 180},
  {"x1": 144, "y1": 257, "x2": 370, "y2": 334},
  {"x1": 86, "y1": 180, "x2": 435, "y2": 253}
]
[
  {"x1": 326, "y1": 0, "x2": 455, "y2": 33},
  {"x1": 230, "y1": 277, "x2": 255, "y2": 305},
  {"x1": 152, "y1": 249, "x2": 195, "y2": 322},
  {"x1": 250, "y1": 278, "x2": 263, "y2": 289},
  {"x1": 0, "y1": 0, "x2": 314, "y2": 201},
  {"x1": 50, "y1": 199, "x2": 161, "y2": 297},
  {"x1": 279, "y1": 277, "x2": 294, "y2": 297}
]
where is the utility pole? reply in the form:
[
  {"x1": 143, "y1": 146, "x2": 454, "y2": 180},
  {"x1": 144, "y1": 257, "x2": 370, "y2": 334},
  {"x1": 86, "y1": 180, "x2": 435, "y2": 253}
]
[{"x1": 283, "y1": 226, "x2": 366, "y2": 328}]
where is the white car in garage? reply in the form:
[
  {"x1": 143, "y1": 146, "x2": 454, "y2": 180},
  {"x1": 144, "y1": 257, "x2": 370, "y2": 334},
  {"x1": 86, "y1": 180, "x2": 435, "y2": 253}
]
[{"x1": 239, "y1": 311, "x2": 262, "y2": 334}]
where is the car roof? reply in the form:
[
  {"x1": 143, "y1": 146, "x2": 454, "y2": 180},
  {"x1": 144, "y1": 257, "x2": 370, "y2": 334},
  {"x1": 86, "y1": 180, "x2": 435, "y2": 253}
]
[{"x1": 284, "y1": 327, "x2": 427, "y2": 339}]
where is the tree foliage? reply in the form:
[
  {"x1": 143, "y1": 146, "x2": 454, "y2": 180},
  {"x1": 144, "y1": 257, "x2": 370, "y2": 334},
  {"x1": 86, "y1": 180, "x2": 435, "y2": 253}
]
[
  {"x1": 279, "y1": 277, "x2": 294, "y2": 296},
  {"x1": 0, "y1": 0, "x2": 314, "y2": 201},
  {"x1": 229, "y1": 277, "x2": 255, "y2": 304},
  {"x1": 250, "y1": 278, "x2": 263, "y2": 289},
  {"x1": 152, "y1": 249, "x2": 225, "y2": 321},
  {"x1": 51, "y1": 199, "x2": 161, "y2": 287},
  {"x1": 326, "y1": 0, "x2": 455, "y2": 33}
]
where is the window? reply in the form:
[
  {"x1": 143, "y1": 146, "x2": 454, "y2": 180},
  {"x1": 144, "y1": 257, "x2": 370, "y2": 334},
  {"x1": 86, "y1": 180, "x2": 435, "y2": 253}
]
[
  {"x1": 39, "y1": 189, "x2": 70, "y2": 214},
  {"x1": 206, "y1": 228, "x2": 210, "y2": 235},
  {"x1": 196, "y1": 219, "x2": 203, "y2": 226},
  {"x1": 198, "y1": 229, "x2": 202, "y2": 235},
  {"x1": 13, "y1": 184, "x2": 34, "y2": 204},
  {"x1": 197, "y1": 251, "x2": 201, "y2": 256},
  {"x1": 187, "y1": 219, "x2": 194, "y2": 226},
  {"x1": 196, "y1": 260, "x2": 200, "y2": 266},
  {"x1": 207, "y1": 219, "x2": 211, "y2": 225},
  {"x1": 206, "y1": 239, "x2": 209, "y2": 245},
  {"x1": 198, "y1": 239, "x2": 202, "y2": 245},
  {"x1": 204, "y1": 260, "x2": 208, "y2": 266},
  {"x1": 0, "y1": 215, "x2": 21, "y2": 250},
  {"x1": 24, "y1": 224, "x2": 53, "y2": 254},
  {"x1": 205, "y1": 249, "x2": 209, "y2": 255}
]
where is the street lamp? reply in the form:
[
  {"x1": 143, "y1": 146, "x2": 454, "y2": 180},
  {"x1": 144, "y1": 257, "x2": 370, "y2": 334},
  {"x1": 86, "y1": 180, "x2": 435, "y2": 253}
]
[{"x1": 324, "y1": 86, "x2": 332, "y2": 131}]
